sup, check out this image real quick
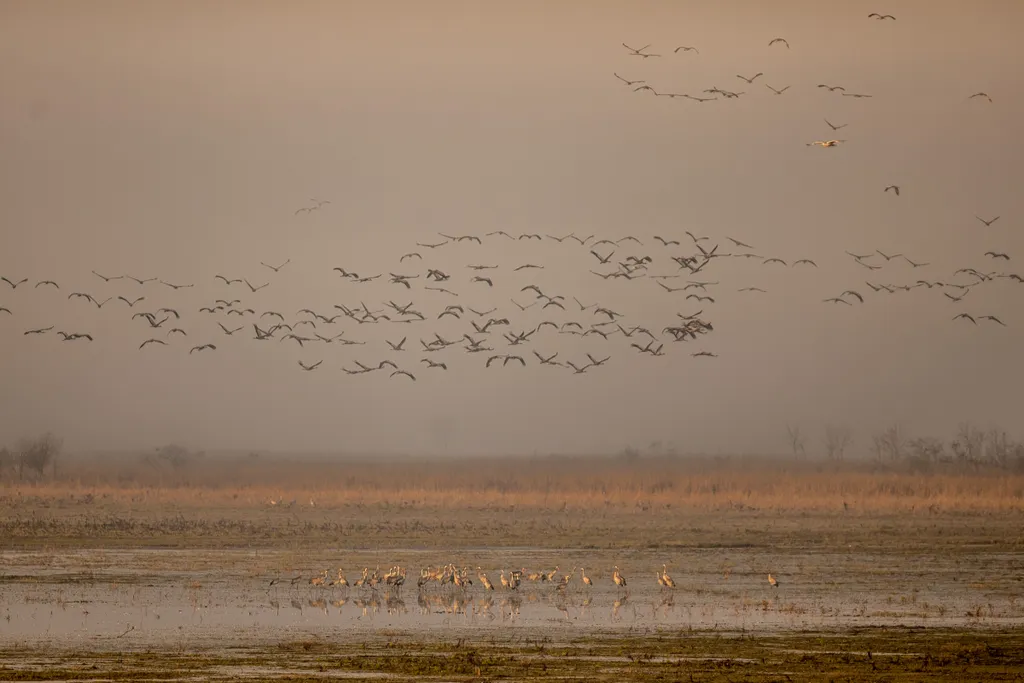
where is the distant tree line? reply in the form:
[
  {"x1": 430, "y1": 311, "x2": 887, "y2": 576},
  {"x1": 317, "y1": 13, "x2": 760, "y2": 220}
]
[
  {"x1": 0, "y1": 432, "x2": 63, "y2": 480},
  {"x1": 781, "y1": 422, "x2": 1024, "y2": 471}
]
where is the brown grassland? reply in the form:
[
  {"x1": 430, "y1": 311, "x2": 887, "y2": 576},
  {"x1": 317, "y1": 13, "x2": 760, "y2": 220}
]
[{"x1": 3, "y1": 452, "x2": 1023, "y2": 551}]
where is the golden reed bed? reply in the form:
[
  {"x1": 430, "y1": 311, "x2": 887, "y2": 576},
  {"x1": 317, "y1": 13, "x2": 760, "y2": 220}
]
[{"x1": 7, "y1": 453, "x2": 1024, "y2": 513}]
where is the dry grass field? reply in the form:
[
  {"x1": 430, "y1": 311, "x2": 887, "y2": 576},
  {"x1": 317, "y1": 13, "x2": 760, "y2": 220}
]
[{"x1": 2, "y1": 453, "x2": 1023, "y2": 551}]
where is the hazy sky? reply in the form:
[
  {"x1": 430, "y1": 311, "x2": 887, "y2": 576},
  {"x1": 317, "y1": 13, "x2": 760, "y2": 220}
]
[{"x1": 1, "y1": 1, "x2": 1022, "y2": 456}]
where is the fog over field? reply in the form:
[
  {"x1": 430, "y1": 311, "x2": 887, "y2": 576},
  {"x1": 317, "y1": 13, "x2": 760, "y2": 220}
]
[{"x1": 1, "y1": 1, "x2": 1022, "y2": 456}]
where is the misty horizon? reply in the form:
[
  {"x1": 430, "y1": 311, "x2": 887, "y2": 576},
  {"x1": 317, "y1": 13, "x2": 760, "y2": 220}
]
[{"x1": 2, "y1": 1, "x2": 1022, "y2": 456}]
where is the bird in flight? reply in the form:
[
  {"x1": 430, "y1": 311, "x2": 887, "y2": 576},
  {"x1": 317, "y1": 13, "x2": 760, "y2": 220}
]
[
  {"x1": 139, "y1": 338, "x2": 168, "y2": 349},
  {"x1": 622, "y1": 43, "x2": 660, "y2": 58},
  {"x1": 768, "y1": 38, "x2": 789, "y2": 48},
  {"x1": 953, "y1": 313, "x2": 977, "y2": 324},
  {"x1": 884, "y1": 185, "x2": 901, "y2": 196},
  {"x1": 244, "y1": 279, "x2": 269, "y2": 292},
  {"x1": 868, "y1": 13, "x2": 896, "y2": 19},
  {"x1": 2, "y1": 277, "x2": 28, "y2": 289},
  {"x1": 979, "y1": 315, "x2": 1006, "y2": 326},
  {"x1": 298, "y1": 360, "x2": 323, "y2": 371},
  {"x1": 673, "y1": 45, "x2": 699, "y2": 54},
  {"x1": 92, "y1": 271, "x2": 123, "y2": 282},
  {"x1": 985, "y1": 251, "x2": 1010, "y2": 260},
  {"x1": 24, "y1": 326, "x2": 54, "y2": 335},
  {"x1": 736, "y1": 72, "x2": 763, "y2": 84},
  {"x1": 765, "y1": 84, "x2": 790, "y2": 95},
  {"x1": 807, "y1": 139, "x2": 845, "y2": 147},
  {"x1": 824, "y1": 119, "x2": 847, "y2": 131},
  {"x1": 613, "y1": 73, "x2": 645, "y2": 86},
  {"x1": 968, "y1": 92, "x2": 992, "y2": 102},
  {"x1": 818, "y1": 84, "x2": 845, "y2": 92},
  {"x1": 976, "y1": 215, "x2": 999, "y2": 226},
  {"x1": 653, "y1": 236, "x2": 680, "y2": 246},
  {"x1": 261, "y1": 259, "x2": 291, "y2": 272},
  {"x1": 391, "y1": 370, "x2": 416, "y2": 381},
  {"x1": 190, "y1": 344, "x2": 216, "y2": 354}
]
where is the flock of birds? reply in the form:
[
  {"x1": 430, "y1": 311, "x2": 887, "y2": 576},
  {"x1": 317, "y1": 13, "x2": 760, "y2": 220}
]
[
  {"x1": 288, "y1": 562, "x2": 781, "y2": 596},
  {"x1": 2, "y1": 14, "x2": 1015, "y2": 383},
  {"x1": 266, "y1": 562, "x2": 781, "y2": 621}
]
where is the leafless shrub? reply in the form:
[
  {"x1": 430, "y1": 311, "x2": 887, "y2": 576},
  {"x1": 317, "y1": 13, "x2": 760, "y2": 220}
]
[
  {"x1": 16, "y1": 432, "x2": 63, "y2": 479},
  {"x1": 951, "y1": 422, "x2": 985, "y2": 464},
  {"x1": 873, "y1": 423, "x2": 906, "y2": 462},
  {"x1": 823, "y1": 425, "x2": 853, "y2": 461},
  {"x1": 983, "y1": 429, "x2": 1023, "y2": 469},
  {"x1": 0, "y1": 446, "x2": 11, "y2": 476},
  {"x1": 145, "y1": 443, "x2": 205, "y2": 472},
  {"x1": 785, "y1": 424, "x2": 806, "y2": 459}
]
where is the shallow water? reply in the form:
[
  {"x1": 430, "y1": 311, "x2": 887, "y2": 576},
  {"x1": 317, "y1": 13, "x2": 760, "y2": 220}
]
[{"x1": 1, "y1": 547, "x2": 1021, "y2": 649}]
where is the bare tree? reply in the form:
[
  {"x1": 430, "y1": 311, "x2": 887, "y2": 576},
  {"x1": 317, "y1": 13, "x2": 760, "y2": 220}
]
[
  {"x1": 0, "y1": 446, "x2": 10, "y2": 477},
  {"x1": 984, "y1": 428, "x2": 1016, "y2": 468},
  {"x1": 823, "y1": 425, "x2": 853, "y2": 461},
  {"x1": 879, "y1": 423, "x2": 906, "y2": 462},
  {"x1": 16, "y1": 432, "x2": 63, "y2": 479},
  {"x1": 785, "y1": 424, "x2": 806, "y2": 459},
  {"x1": 951, "y1": 421, "x2": 985, "y2": 464},
  {"x1": 907, "y1": 436, "x2": 945, "y2": 467}
]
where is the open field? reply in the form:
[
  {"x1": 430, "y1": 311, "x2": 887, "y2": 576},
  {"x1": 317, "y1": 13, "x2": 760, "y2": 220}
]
[
  {"x1": 3, "y1": 454, "x2": 1024, "y2": 551},
  {"x1": 2, "y1": 454, "x2": 1023, "y2": 680}
]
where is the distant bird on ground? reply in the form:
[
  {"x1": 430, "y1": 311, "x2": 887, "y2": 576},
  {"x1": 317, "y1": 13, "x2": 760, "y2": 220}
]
[
  {"x1": 768, "y1": 573, "x2": 779, "y2": 588},
  {"x1": 768, "y1": 38, "x2": 789, "y2": 48}
]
